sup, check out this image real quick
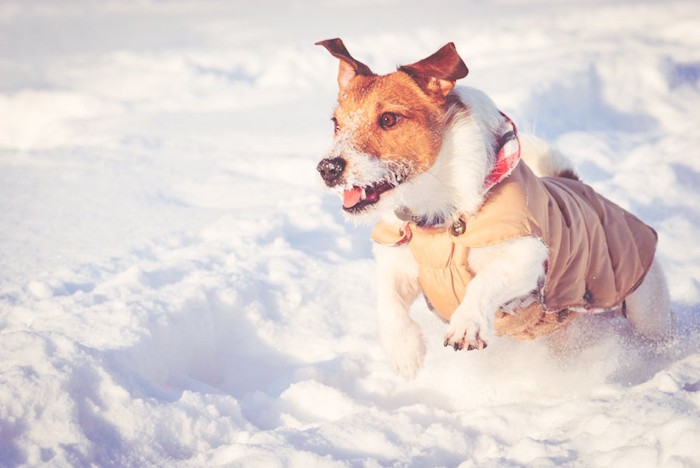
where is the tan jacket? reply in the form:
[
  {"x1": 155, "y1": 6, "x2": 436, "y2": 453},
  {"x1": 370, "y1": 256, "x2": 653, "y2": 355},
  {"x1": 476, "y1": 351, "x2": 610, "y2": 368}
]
[{"x1": 372, "y1": 162, "x2": 657, "y2": 339}]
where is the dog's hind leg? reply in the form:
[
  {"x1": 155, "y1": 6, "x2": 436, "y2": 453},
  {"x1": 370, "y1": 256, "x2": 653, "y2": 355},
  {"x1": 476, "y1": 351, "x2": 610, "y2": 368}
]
[
  {"x1": 374, "y1": 243, "x2": 425, "y2": 378},
  {"x1": 625, "y1": 259, "x2": 675, "y2": 340}
]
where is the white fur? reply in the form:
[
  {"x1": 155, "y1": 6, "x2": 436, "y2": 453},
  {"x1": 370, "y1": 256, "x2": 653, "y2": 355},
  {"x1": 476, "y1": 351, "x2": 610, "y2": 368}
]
[
  {"x1": 518, "y1": 133, "x2": 574, "y2": 178},
  {"x1": 395, "y1": 88, "x2": 504, "y2": 221},
  {"x1": 625, "y1": 259, "x2": 675, "y2": 340},
  {"x1": 323, "y1": 134, "x2": 395, "y2": 192},
  {"x1": 349, "y1": 86, "x2": 674, "y2": 378},
  {"x1": 373, "y1": 242, "x2": 424, "y2": 378}
]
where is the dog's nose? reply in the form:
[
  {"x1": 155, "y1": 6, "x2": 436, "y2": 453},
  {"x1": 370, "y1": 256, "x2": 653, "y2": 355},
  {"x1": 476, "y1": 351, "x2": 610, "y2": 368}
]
[{"x1": 317, "y1": 157, "x2": 346, "y2": 186}]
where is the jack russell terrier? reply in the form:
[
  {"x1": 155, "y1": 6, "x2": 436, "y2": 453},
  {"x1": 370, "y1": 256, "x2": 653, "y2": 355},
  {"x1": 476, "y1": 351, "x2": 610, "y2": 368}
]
[{"x1": 315, "y1": 38, "x2": 674, "y2": 378}]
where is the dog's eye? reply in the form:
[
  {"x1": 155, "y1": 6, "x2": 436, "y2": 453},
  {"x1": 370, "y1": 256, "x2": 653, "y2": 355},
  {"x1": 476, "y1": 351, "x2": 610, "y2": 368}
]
[
  {"x1": 379, "y1": 112, "x2": 399, "y2": 130},
  {"x1": 331, "y1": 117, "x2": 340, "y2": 134}
]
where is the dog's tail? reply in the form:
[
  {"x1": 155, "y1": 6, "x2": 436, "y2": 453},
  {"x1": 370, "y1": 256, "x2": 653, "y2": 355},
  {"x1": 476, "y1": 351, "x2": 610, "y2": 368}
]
[{"x1": 519, "y1": 134, "x2": 579, "y2": 180}]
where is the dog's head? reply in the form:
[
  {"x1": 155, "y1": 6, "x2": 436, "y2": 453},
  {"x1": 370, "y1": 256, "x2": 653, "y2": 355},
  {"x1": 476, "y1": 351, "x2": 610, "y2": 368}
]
[{"x1": 316, "y1": 38, "x2": 468, "y2": 220}]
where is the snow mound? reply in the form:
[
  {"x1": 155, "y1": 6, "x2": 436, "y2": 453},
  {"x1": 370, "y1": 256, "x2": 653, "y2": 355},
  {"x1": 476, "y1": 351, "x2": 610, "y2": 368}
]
[{"x1": 1, "y1": 0, "x2": 700, "y2": 465}]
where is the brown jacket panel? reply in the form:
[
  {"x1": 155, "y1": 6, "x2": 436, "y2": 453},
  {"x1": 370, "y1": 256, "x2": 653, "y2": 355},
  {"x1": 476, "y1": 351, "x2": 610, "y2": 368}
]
[{"x1": 372, "y1": 162, "x2": 657, "y2": 339}]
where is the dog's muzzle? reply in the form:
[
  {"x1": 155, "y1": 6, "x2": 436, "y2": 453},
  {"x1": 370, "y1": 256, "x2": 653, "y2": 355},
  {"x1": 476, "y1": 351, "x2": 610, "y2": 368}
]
[{"x1": 317, "y1": 157, "x2": 346, "y2": 186}]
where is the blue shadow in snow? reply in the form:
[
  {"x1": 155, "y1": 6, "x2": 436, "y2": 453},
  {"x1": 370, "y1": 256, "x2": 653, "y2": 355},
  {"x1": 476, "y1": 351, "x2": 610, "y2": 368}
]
[{"x1": 519, "y1": 66, "x2": 658, "y2": 140}]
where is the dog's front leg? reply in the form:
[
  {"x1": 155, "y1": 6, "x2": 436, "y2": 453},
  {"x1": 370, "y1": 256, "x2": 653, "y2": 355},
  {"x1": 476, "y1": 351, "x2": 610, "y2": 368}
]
[
  {"x1": 444, "y1": 237, "x2": 548, "y2": 350},
  {"x1": 374, "y1": 243, "x2": 424, "y2": 378}
]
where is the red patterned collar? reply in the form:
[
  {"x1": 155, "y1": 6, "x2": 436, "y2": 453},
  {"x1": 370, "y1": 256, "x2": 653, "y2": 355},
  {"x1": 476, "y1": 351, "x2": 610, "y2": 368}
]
[{"x1": 483, "y1": 113, "x2": 521, "y2": 193}]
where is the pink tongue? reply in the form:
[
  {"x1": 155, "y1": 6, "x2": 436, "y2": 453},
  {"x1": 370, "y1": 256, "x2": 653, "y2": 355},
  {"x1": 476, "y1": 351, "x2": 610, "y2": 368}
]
[{"x1": 343, "y1": 187, "x2": 363, "y2": 208}]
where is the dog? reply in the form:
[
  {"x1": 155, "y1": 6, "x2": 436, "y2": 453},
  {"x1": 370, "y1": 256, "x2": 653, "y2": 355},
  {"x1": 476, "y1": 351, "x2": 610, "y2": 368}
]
[{"x1": 315, "y1": 38, "x2": 675, "y2": 378}]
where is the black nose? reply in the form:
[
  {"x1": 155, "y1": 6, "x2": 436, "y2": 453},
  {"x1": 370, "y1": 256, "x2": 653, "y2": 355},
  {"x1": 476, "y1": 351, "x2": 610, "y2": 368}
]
[{"x1": 317, "y1": 157, "x2": 346, "y2": 186}]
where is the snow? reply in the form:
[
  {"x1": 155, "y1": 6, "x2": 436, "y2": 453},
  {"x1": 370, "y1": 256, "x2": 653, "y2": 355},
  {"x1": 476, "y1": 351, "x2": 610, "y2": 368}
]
[{"x1": 1, "y1": 0, "x2": 700, "y2": 465}]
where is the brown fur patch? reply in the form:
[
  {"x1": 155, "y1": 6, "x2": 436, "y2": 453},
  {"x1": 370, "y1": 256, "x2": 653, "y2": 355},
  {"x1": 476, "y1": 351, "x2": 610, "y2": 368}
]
[
  {"x1": 557, "y1": 168, "x2": 580, "y2": 181},
  {"x1": 334, "y1": 71, "x2": 450, "y2": 173}
]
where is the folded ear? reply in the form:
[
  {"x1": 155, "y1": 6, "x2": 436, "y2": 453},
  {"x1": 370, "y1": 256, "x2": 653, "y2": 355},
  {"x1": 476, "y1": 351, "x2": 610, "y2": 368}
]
[
  {"x1": 316, "y1": 38, "x2": 374, "y2": 92},
  {"x1": 399, "y1": 42, "x2": 469, "y2": 99}
]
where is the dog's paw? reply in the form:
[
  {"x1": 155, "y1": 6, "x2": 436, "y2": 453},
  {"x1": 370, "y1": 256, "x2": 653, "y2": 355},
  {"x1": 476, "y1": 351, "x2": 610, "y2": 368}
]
[
  {"x1": 443, "y1": 314, "x2": 490, "y2": 351},
  {"x1": 380, "y1": 319, "x2": 426, "y2": 379}
]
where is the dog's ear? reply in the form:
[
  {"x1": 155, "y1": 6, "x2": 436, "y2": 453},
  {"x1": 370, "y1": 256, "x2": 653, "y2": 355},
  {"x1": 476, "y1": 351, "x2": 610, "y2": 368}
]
[
  {"x1": 399, "y1": 42, "x2": 468, "y2": 99},
  {"x1": 316, "y1": 38, "x2": 374, "y2": 92}
]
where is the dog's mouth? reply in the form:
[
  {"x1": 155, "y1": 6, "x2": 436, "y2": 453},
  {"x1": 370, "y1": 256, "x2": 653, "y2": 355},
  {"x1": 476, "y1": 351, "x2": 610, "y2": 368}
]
[{"x1": 342, "y1": 180, "x2": 396, "y2": 213}]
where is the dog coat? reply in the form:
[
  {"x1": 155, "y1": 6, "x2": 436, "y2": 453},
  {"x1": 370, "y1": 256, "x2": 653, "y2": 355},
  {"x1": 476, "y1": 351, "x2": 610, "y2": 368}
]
[{"x1": 372, "y1": 158, "x2": 658, "y2": 340}]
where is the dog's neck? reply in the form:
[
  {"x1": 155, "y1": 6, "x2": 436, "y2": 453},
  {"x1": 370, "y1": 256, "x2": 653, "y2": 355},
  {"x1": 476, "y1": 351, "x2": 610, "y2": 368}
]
[{"x1": 394, "y1": 88, "x2": 520, "y2": 228}]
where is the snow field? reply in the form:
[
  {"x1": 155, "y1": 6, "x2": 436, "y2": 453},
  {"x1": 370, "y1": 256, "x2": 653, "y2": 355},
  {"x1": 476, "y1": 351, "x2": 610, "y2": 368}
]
[{"x1": 1, "y1": 0, "x2": 700, "y2": 466}]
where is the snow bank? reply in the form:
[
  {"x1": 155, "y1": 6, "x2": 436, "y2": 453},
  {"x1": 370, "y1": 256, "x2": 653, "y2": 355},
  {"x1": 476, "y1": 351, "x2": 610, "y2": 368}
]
[{"x1": 1, "y1": 0, "x2": 699, "y2": 466}]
